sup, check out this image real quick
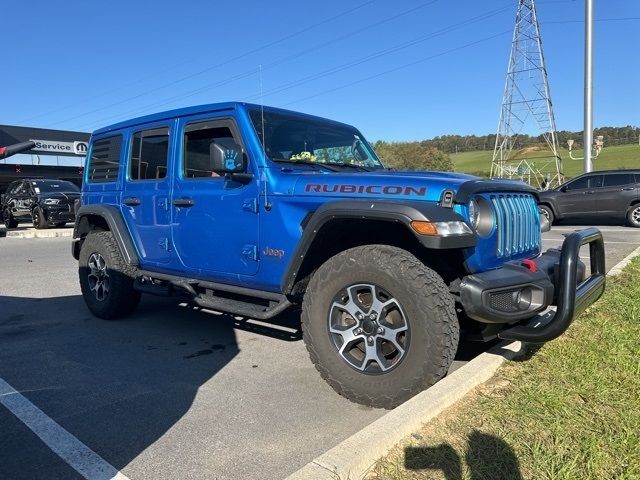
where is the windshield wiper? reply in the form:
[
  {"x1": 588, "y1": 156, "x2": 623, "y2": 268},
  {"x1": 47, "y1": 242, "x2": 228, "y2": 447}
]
[
  {"x1": 273, "y1": 159, "x2": 341, "y2": 172},
  {"x1": 333, "y1": 163, "x2": 373, "y2": 172}
]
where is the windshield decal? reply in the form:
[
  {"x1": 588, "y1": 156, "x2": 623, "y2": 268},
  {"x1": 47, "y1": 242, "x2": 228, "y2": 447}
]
[{"x1": 305, "y1": 183, "x2": 426, "y2": 196}]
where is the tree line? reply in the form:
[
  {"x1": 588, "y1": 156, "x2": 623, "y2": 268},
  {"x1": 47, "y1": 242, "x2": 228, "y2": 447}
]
[{"x1": 422, "y1": 125, "x2": 640, "y2": 154}]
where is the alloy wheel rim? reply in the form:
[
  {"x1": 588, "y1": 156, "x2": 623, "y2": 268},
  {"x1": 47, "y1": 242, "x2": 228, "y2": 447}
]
[
  {"x1": 540, "y1": 208, "x2": 550, "y2": 221},
  {"x1": 87, "y1": 252, "x2": 110, "y2": 301},
  {"x1": 328, "y1": 283, "x2": 409, "y2": 374},
  {"x1": 633, "y1": 207, "x2": 640, "y2": 224}
]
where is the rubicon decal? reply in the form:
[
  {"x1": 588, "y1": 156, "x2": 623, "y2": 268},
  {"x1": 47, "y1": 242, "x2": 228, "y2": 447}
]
[{"x1": 305, "y1": 183, "x2": 427, "y2": 196}]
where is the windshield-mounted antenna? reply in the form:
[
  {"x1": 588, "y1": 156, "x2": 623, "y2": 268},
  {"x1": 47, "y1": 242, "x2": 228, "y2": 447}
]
[{"x1": 259, "y1": 65, "x2": 272, "y2": 211}]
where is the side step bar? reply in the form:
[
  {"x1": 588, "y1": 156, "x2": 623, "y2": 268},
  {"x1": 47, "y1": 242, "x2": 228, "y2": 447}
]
[{"x1": 135, "y1": 270, "x2": 292, "y2": 320}]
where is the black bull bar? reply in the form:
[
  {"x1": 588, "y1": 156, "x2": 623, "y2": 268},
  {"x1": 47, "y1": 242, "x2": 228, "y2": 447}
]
[{"x1": 498, "y1": 227, "x2": 606, "y2": 343}]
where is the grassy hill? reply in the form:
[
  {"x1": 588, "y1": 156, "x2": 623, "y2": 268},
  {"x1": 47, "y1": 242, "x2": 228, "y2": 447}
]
[{"x1": 451, "y1": 143, "x2": 640, "y2": 179}]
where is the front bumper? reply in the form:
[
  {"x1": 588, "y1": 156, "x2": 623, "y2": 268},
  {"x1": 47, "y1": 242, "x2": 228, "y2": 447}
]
[
  {"x1": 459, "y1": 227, "x2": 606, "y2": 343},
  {"x1": 42, "y1": 205, "x2": 75, "y2": 223}
]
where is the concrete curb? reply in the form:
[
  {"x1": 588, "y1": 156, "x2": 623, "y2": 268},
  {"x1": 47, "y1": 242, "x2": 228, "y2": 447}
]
[
  {"x1": 2, "y1": 228, "x2": 73, "y2": 239},
  {"x1": 286, "y1": 244, "x2": 640, "y2": 480}
]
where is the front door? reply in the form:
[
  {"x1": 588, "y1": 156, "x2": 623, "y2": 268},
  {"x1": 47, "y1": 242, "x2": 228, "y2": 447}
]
[
  {"x1": 171, "y1": 115, "x2": 260, "y2": 278},
  {"x1": 555, "y1": 174, "x2": 602, "y2": 217},
  {"x1": 121, "y1": 123, "x2": 173, "y2": 266}
]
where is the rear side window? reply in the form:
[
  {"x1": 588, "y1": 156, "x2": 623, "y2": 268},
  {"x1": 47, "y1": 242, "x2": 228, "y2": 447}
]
[
  {"x1": 183, "y1": 120, "x2": 239, "y2": 179},
  {"x1": 88, "y1": 135, "x2": 123, "y2": 183},
  {"x1": 129, "y1": 127, "x2": 170, "y2": 181},
  {"x1": 603, "y1": 173, "x2": 634, "y2": 187}
]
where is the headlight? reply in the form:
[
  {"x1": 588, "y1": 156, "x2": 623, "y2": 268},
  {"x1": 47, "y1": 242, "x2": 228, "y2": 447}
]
[
  {"x1": 468, "y1": 197, "x2": 495, "y2": 237},
  {"x1": 468, "y1": 199, "x2": 480, "y2": 228},
  {"x1": 43, "y1": 198, "x2": 60, "y2": 205}
]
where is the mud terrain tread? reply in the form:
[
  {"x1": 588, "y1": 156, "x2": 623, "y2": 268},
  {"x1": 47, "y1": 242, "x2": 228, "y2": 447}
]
[
  {"x1": 79, "y1": 231, "x2": 140, "y2": 319},
  {"x1": 301, "y1": 245, "x2": 459, "y2": 409}
]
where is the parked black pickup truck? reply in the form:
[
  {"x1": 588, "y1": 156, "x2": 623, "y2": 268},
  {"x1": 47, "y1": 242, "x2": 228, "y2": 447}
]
[{"x1": 1, "y1": 179, "x2": 80, "y2": 229}]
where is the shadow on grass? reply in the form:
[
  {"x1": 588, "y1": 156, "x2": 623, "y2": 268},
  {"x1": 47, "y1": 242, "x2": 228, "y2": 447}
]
[{"x1": 404, "y1": 430, "x2": 523, "y2": 480}]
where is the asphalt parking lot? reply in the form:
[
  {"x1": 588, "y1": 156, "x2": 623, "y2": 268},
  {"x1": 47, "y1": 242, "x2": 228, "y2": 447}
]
[{"x1": 1, "y1": 224, "x2": 638, "y2": 480}]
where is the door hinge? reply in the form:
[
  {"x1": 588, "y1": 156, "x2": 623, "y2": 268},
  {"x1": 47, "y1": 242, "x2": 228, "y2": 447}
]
[
  {"x1": 158, "y1": 237, "x2": 171, "y2": 251},
  {"x1": 242, "y1": 197, "x2": 259, "y2": 214},
  {"x1": 242, "y1": 244, "x2": 258, "y2": 261}
]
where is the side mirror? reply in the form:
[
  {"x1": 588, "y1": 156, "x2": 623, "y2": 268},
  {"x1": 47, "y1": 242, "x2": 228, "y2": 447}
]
[{"x1": 210, "y1": 140, "x2": 246, "y2": 174}]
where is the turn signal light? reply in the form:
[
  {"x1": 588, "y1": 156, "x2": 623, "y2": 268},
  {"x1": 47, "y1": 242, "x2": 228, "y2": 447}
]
[{"x1": 410, "y1": 221, "x2": 438, "y2": 235}]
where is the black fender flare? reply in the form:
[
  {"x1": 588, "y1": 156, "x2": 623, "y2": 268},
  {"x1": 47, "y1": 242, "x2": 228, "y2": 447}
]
[
  {"x1": 72, "y1": 204, "x2": 139, "y2": 265},
  {"x1": 281, "y1": 199, "x2": 476, "y2": 293}
]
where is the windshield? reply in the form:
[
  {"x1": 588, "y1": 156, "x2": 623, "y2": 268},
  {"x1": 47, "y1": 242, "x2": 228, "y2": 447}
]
[
  {"x1": 249, "y1": 110, "x2": 384, "y2": 170},
  {"x1": 31, "y1": 180, "x2": 80, "y2": 193}
]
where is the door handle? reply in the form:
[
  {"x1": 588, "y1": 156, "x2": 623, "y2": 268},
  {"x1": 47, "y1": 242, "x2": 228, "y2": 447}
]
[
  {"x1": 123, "y1": 197, "x2": 141, "y2": 206},
  {"x1": 621, "y1": 187, "x2": 634, "y2": 191},
  {"x1": 172, "y1": 198, "x2": 195, "y2": 207}
]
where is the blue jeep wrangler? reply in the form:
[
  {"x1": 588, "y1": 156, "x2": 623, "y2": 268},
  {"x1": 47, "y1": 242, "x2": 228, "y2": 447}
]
[{"x1": 72, "y1": 102, "x2": 605, "y2": 408}]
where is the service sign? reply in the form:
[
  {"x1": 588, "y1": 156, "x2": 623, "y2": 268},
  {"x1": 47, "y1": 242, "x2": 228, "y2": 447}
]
[{"x1": 29, "y1": 139, "x2": 88, "y2": 156}]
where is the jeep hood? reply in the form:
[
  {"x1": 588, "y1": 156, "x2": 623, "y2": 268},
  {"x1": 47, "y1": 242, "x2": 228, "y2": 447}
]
[{"x1": 291, "y1": 170, "x2": 479, "y2": 203}]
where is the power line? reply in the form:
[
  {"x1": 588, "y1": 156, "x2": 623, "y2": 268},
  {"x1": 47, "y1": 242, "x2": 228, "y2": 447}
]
[
  {"x1": 78, "y1": 0, "x2": 445, "y2": 130},
  {"x1": 37, "y1": 0, "x2": 377, "y2": 127},
  {"x1": 82, "y1": 2, "x2": 510, "y2": 131},
  {"x1": 279, "y1": 30, "x2": 511, "y2": 108}
]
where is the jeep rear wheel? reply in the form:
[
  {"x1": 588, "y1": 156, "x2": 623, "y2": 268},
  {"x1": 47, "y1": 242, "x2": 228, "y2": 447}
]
[
  {"x1": 79, "y1": 231, "x2": 141, "y2": 319},
  {"x1": 301, "y1": 245, "x2": 459, "y2": 409}
]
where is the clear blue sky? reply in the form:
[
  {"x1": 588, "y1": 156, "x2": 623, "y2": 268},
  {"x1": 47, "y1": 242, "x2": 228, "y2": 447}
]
[{"x1": 2, "y1": 0, "x2": 638, "y2": 141}]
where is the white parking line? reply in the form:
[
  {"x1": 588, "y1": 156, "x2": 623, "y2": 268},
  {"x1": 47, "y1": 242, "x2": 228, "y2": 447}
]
[{"x1": 0, "y1": 377, "x2": 130, "y2": 480}]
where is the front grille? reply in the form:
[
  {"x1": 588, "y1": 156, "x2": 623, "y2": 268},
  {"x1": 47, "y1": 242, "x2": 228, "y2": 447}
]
[{"x1": 490, "y1": 193, "x2": 540, "y2": 258}]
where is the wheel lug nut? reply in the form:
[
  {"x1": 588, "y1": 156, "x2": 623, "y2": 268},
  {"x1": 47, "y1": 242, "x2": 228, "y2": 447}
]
[
  {"x1": 356, "y1": 312, "x2": 363, "y2": 320},
  {"x1": 377, "y1": 327, "x2": 384, "y2": 334},
  {"x1": 369, "y1": 312, "x2": 377, "y2": 320},
  {"x1": 367, "y1": 336, "x2": 374, "y2": 344},
  {"x1": 355, "y1": 328, "x2": 362, "y2": 335}
]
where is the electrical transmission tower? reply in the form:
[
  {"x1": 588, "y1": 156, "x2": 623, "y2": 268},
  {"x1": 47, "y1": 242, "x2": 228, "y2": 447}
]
[{"x1": 490, "y1": 0, "x2": 564, "y2": 189}]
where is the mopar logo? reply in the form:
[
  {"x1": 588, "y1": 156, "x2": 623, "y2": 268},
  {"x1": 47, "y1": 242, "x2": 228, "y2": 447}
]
[{"x1": 74, "y1": 141, "x2": 88, "y2": 154}]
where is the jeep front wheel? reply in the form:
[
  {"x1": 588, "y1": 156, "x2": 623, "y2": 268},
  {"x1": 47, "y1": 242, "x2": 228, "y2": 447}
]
[
  {"x1": 301, "y1": 245, "x2": 459, "y2": 409},
  {"x1": 79, "y1": 231, "x2": 141, "y2": 319}
]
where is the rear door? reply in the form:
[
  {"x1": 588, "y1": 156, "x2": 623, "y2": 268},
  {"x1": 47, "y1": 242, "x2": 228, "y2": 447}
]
[
  {"x1": 121, "y1": 123, "x2": 173, "y2": 267},
  {"x1": 596, "y1": 172, "x2": 638, "y2": 216},
  {"x1": 555, "y1": 174, "x2": 602, "y2": 217}
]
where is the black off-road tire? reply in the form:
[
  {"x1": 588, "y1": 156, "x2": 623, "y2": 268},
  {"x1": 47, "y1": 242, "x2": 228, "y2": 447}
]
[
  {"x1": 3, "y1": 209, "x2": 18, "y2": 229},
  {"x1": 301, "y1": 245, "x2": 459, "y2": 409},
  {"x1": 32, "y1": 207, "x2": 48, "y2": 229},
  {"x1": 539, "y1": 204, "x2": 554, "y2": 225},
  {"x1": 626, "y1": 205, "x2": 640, "y2": 228},
  {"x1": 79, "y1": 231, "x2": 141, "y2": 319}
]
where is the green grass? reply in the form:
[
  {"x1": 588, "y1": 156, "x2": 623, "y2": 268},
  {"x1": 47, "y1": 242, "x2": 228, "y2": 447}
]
[
  {"x1": 451, "y1": 143, "x2": 640, "y2": 178},
  {"x1": 369, "y1": 258, "x2": 640, "y2": 480}
]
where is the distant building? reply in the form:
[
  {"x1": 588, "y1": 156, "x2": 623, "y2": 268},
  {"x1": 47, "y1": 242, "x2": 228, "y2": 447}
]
[{"x1": 0, "y1": 125, "x2": 89, "y2": 192}]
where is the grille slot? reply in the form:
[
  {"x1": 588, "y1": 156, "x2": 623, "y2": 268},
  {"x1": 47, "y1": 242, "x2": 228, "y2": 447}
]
[{"x1": 489, "y1": 193, "x2": 540, "y2": 258}]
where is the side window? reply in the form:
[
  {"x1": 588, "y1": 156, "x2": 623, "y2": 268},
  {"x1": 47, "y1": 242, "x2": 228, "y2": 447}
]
[
  {"x1": 567, "y1": 175, "x2": 602, "y2": 190},
  {"x1": 7, "y1": 182, "x2": 20, "y2": 194},
  {"x1": 87, "y1": 135, "x2": 123, "y2": 183},
  {"x1": 183, "y1": 120, "x2": 241, "y2": 179},
  {"x1": 566, "y1": 176, "x2": 589, "y2": 190},
  {"x1": 603, "y1": 173, "x2": 634, "y2": 187},
  {"x1": 129, "y1": 127, "x2": 170, "y2": 181}
]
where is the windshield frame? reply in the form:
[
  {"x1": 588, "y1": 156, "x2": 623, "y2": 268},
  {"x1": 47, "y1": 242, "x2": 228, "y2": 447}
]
[{"x1": 248, "y1": 109, "x2": 385, "y2": 171}]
